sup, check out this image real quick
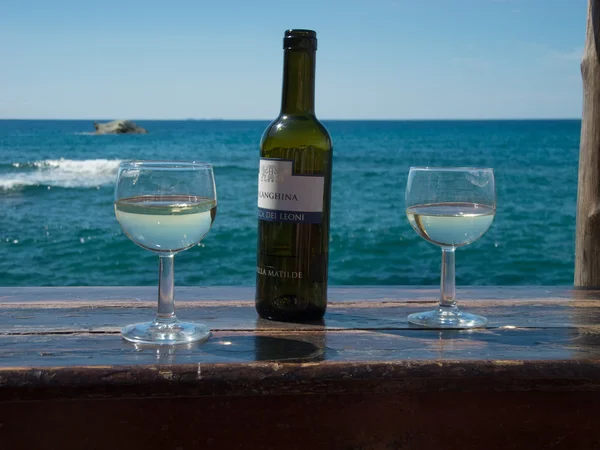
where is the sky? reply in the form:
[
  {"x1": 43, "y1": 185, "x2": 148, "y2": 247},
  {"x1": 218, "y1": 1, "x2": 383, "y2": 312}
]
[{"x1": 0, "y1": 0, "x2": 587, "y2": 120}]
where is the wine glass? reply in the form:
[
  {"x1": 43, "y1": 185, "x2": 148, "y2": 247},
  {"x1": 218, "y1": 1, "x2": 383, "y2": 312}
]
[
  {"x1": 114, "y1": 161, "x2": 217, "y2": 344},
  {"x1": 405, "y1": 167, "x2": 495, "y2": 328}
]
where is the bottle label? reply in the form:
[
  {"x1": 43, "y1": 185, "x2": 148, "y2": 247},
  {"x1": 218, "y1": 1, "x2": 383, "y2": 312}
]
[{"x1": 258, "y1": 158, "x2": 324, "y2": 224}]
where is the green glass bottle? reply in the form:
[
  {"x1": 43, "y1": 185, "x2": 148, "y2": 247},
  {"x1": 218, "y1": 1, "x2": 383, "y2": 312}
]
[{"x1": 255, "y1": 29, "x2": 333, "y2": 321}]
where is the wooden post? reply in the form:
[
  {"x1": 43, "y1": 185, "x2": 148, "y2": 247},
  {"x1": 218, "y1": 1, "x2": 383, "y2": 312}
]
[{"x1": 576, "y1": 0, "x2": 600, "y2": 286}]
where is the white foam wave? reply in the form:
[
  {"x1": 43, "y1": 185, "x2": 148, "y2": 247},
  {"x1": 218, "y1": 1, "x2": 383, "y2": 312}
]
[{"x1": 0, "y1": 158, "x2": 121, "y2": 190}]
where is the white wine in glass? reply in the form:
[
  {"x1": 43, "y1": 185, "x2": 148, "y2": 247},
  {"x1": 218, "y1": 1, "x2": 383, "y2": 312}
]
[
  {"x1": 115, "y1": 195, "x2": 216, "y2": 253},
  {"x1": 114, "y1": 161, "x2": 217, "y2": 345},
  {"x1": 405, "y1": 168, "x2": 496, "y2": 328}
]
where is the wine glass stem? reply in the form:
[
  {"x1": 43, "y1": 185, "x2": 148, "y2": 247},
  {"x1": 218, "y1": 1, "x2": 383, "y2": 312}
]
[
  {"x1": 156, "y1": 255, "x2": 177, "y2": 324},
  {"x1": 440, "y1": 247, "x2": 456, "y2": 308}
]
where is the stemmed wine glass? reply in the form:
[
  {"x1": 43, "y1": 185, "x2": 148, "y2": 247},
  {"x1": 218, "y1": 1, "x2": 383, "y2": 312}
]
[
  {"x1": 405, "y1": 167, "x2": 495, "y2": 328},
  {"x1": 114, "y1": 161, "x2": 217, "y2": 344}
]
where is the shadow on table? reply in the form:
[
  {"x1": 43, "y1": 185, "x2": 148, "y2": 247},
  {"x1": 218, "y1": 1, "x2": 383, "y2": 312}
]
[
  {"x1": 202, "y1": 334, "x2": 326, "y2": 362},
  {"x1": 132, "y1": 334, "x2": 326, "y2": 364}
]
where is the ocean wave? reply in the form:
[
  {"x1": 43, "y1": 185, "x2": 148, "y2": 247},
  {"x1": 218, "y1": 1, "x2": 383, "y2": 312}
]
[{"x1": 0, "y1": 158, "x2": 121, "y2": 191}]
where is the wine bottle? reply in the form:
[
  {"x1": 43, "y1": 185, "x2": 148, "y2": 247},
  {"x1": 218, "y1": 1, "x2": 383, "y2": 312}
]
[{"x1": 255, "y1": 29, "x2": 333, "y2": 321}]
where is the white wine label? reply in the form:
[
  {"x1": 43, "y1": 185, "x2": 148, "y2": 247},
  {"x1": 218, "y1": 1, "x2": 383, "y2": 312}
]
[{"x1": 258, "y1": 158, "x2": 324, "y2": 224}]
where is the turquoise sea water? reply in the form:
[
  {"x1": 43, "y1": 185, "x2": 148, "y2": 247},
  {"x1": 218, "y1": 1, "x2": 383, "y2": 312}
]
[{"x1": 0, "y1": 119, "x2": 580, "y2": 287}]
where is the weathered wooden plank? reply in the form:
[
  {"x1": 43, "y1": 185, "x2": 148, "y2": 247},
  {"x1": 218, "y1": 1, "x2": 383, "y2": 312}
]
[
  {"x1": 0, "y1": 300, "x2": 598, "y2": 333},
  {"x1": 0, "y1": 286, "x2": 597, "y2": 305},
  {"x1": 0, "y1": 329, "x2": 600, "y2": 399},
  {"x1": 1, "y1": 392, "x2": 598, "y2": 450},
  {"x1": 0, "y1": 289, "x2": 597, "y2": 393},
  {"x1": 0, "y1": 328, "x2": 598, "y2": 368},
  {"x1": 2, "y1": 359, "x2": 600, "y2": 401},
  {"x1": 576, "y1": 0, "x2": 600, "y2": 287}
]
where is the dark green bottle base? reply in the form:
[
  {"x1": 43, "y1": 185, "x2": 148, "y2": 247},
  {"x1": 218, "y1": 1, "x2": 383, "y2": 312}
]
[{"x1": 255, "y1": 301, "x2": 326, "y2": 323}]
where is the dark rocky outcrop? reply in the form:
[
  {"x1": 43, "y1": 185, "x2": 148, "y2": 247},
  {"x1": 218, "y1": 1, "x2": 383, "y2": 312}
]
[{"x1": 93, "y1": 120, "x2": 147, "y2": 135}]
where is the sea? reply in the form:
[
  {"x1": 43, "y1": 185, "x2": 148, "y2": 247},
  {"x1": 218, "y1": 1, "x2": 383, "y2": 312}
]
[{"x1": 0, "y1": 119, "x2": 580, "y2": 287}]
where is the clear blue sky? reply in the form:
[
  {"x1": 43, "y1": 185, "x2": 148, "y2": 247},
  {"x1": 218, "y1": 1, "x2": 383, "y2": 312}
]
[{"x1": 0, "y1": 0, "x2": 587, "y2": 120}]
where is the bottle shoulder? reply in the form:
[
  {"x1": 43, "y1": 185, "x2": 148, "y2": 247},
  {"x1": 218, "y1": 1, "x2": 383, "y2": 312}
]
[{"x1": 260, "y1": 115, "x2": 332, "y2": 151}]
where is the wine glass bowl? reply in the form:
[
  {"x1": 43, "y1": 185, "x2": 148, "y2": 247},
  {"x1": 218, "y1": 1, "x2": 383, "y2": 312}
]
[
  {"x1": 405, "y1": 167, "x2": 495, "y2": 329},
  {"x1": 114, "y1": 161, "x2": 217, "y2": 345}
]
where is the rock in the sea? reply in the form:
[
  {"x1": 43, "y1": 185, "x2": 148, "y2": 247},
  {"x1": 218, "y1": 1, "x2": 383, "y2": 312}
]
[{"x1": 93, "y1": 120, "x2": 148, "y2": 135}]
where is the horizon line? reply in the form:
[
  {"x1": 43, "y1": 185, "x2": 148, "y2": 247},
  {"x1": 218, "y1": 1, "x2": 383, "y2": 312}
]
[{"x1": 0, "y1": 117, "x2": 583, "y2": 121}]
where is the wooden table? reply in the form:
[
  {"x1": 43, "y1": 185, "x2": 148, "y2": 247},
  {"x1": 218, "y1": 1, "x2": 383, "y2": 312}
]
[{"x1": 0, "y1": 286, "x2": 599, "y2": 450}]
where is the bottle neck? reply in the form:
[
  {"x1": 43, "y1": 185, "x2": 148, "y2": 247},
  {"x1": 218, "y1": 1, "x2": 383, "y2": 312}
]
[{"x1": 280, "y1": 49, "x2": 316, "y2": 116}]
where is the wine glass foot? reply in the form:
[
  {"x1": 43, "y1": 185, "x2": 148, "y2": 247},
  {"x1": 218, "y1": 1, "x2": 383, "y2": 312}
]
[
  {"x1": 121, "y1": 320, "x2": 211, "y2": 345},
  {"x1": 408, "y1": 306, "x2": 488, "y2": 329}
]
